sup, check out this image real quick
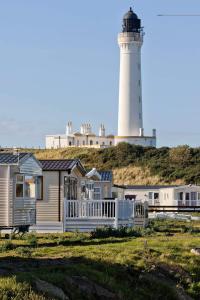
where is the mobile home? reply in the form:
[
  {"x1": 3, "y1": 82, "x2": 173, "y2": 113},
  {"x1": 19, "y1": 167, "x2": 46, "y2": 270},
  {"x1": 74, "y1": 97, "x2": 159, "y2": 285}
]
[{"x1": 0, "y1": 152, "x2": 42, "y2": 231}]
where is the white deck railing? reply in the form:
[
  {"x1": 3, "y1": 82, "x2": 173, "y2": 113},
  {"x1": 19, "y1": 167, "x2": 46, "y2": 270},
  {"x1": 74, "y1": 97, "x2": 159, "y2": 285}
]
[{"x1": 64, "y1": 199, "x2": 135, "y2": 231}]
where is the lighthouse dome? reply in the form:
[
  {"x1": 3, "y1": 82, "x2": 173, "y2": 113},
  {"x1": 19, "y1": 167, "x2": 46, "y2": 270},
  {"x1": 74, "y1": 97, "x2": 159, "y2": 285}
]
[
  {"x1": 123, "y1": 7, "x2": 138, "y2": 20},
  {"x1": 122, "y1": 7, "x2": 141, "y2": 32}
]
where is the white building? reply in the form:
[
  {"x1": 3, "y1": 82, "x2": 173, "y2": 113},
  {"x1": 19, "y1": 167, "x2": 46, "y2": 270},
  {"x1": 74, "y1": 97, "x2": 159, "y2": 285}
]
[
  {"x1": 46, "y1": 122, "x2": 114, "y2": 149},
  {"x1": 46, "y1": 7, "x2": 156, "y2": 149}
]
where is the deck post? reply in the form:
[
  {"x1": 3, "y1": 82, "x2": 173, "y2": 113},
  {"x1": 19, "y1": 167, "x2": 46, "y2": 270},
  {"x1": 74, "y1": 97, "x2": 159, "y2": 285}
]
[
  {"x1": 63, "y1": 199, "x2": 67, "y2": 233},
  {"x1": 114, "y1": 199, "x2": 119, "y2": 229}
]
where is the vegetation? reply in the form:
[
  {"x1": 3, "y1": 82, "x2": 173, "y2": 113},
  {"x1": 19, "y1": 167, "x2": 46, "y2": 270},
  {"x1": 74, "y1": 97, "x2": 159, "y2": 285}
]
[
  {"x1": 0, "y1": 220, "x2": 200, "y2": 299},
  {"x1": 22, "y1": 143, "x2": 200, "y2": 185}
]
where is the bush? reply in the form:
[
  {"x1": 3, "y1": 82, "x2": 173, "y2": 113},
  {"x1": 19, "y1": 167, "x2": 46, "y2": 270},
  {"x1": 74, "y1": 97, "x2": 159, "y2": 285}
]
[
  {"x1": 16, "y1": 247, "x2": 32, "y2": 258},
  {"x1": 26, "y1": 233, "x2": 38, "y2": 248},
  {"x1": 0, "y1": 241, "x2": 15, "y2": 252},
  {"x1": 90, "y1": 226, "x2": 143, "y2": 239}
]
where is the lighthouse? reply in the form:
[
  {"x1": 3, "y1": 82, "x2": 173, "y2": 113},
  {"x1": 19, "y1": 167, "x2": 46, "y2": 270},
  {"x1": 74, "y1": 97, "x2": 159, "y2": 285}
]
[{"x1": 115, "y1": 7, "x2": 156, "y2": 147}]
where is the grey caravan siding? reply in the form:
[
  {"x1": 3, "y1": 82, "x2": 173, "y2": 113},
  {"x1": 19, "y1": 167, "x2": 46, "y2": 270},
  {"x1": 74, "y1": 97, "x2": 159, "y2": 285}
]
[{"x1": 20, "y1": 156, "x2": 42, "y2": 175}]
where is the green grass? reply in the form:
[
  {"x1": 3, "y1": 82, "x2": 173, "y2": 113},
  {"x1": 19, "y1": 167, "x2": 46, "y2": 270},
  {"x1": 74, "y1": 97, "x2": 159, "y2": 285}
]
[{"x1": 0, "y1": 220, "x2": 200, "y2": 299}]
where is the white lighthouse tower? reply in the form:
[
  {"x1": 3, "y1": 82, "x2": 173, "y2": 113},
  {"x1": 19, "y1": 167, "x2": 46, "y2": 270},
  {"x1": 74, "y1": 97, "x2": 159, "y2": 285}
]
[{"x1": 115, "y1": 7, "x2": 156, "y2": 147}]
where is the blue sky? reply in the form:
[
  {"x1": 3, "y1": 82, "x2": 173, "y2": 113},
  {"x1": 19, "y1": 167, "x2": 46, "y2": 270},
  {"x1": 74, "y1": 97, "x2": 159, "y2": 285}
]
[{"x1": 0, "y1": 0, "x2": 200, "y2": 148}]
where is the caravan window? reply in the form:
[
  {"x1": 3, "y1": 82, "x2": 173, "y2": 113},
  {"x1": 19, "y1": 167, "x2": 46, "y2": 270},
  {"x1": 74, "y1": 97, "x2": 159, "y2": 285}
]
[
  {"x1": 36, "y1": 176, "x2": 43, "y2": 200},
  {"x1": 94, "y1": 187, "x2": 101, "y2": 200},
  {"x1": 24, "y1": 175, "x2": 35, "y2": 198},
  {"x1": 16, "y1": 175, "x2": 36, "y2": 199},
  {"x1": 16, "y1": 175, "x2": 24, "y2": 198}
]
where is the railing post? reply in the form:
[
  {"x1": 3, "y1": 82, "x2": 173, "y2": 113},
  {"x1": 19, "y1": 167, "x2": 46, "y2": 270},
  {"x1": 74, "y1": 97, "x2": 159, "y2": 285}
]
[
  {"x1": 63, "y1": 199, "x2": 67, "y2": 233},
  {"x1": 114, "y1": 199, "x2": 119, "y2": 229}
]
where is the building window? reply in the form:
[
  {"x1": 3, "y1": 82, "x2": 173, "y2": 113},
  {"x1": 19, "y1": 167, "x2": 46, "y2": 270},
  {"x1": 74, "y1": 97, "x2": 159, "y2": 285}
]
[
  {"x1": 191, "y1": 192, "x2": 197, "y2": 201},
  {"x1": 186, "y1": 193, "x2": 190, "y2": 201},
  {"x1": 94, "y1": 187, "x2": 101, "y2": 200},
  {"x1": 90, "y1": 140, "x2": 93, "y2": 145},
  {"x1": 16, "y1": 175, "x2": 35, "y2": 199},
  {"x1": 178, "y1": 192, "x2": 183, "y2": 201},
  {"x1": 36, "y1": 176, "x2": 43, "y2": 200},
  {"x1": 77, "y1": 140, "x2": 79, "y2": 146},
  {"x1": 16, "y1": 175, "x2": 24, "y2": 198},
  {"x1": 24, "y1": 175, "x2": 35, "y2": 198},
  {"x1": 96, "y1": 141, "x2": 99, "y2": 145},
  {"x1": 69, "y1": 141, "x2": 72, "y2": 146},
  {"x1": 149, "y1": 192, "x2": 153, "y2": 200},
  {"x1": 64, "y1": 177, "x2": 78, "y2": 200},
  {"x1": 83, "y1": 141, "x2": 85, "y2": 146},
  {"x1": 110, "y1": 141, "x2": 112, "y2": 146}
]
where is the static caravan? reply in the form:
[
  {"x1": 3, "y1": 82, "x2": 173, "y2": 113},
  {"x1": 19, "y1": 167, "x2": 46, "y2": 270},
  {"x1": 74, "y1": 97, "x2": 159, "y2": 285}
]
[
  {"x1": 83, "y1": 169, "x2": 113, "y2": 200},
  {"x1": 32, "y1": 160, "x2": 113, "y2": 232},
  {"x1": 159, "y1": 185, "x2": 200, "y2": 207},
  {"x1": 0, "y1": 153, "x2": 42, "y2": 231},
  {"x1": 33, "y1": 159, "x2": 87, "y2": 232}
]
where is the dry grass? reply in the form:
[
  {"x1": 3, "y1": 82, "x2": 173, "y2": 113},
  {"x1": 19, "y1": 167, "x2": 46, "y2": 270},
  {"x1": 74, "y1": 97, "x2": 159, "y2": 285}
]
[{"x1": 113, "y1": 165, "x2": 184, "y2": 186}]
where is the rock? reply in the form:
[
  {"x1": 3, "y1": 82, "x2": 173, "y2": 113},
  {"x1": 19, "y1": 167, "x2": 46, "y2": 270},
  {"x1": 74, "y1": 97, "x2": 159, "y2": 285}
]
[
  {"x1": 35, "y1": 278, "x2": 69, "y2": 300},
  {"x1": 191, "y1": 248, "x2": 200, "y2": 256},
  {"x1": 65, "y1": 275, "x2": 117, "y2": 299}
]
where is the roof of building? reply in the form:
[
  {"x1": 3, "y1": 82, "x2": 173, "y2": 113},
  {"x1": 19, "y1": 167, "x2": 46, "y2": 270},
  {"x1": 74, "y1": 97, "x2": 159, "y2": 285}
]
[
  {"x1": 39, "y1": 159, "x2": 86, "y2": 175},
  {"x1": 99, "y1": 171, "x2": 113, "y2": 182},
  {"x1": 86, "y1": 168, "x2": 101, "y2": 181},
  {"x1": 0, "y1": 152, "x2": 31, "y2": 164},
  {"x1": 114, "y1": 185, "x2": 178, "y2": 190}
]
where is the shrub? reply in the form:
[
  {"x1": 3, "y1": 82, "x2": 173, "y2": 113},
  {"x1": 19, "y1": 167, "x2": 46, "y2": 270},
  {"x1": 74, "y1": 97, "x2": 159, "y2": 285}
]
[
  {"x1": 56, "y1": 235, "x2": 66, "y2": 245},
  {"x1": 90, "y1": 226, "x2": 143, "y2": 239},
  {"x1": 16, "y1": 247, "x2": 32, "y2": 258},
  {"x1": 26, "y1": 233, "x2": 38, "y2": 248},
  {"x1": 0, "y1": 241, "x2": 15, "y2": 252}
]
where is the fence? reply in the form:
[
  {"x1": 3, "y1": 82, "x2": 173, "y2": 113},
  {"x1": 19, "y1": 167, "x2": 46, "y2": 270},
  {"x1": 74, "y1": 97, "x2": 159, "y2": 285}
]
[{"x1": 64, "y1": 199, "x2": 135, "y2": 231}]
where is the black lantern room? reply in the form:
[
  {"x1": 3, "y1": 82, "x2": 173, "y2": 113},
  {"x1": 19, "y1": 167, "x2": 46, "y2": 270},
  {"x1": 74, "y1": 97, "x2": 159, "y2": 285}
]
[{"x1": 122, "y1": 7, "x2": 141, "y2": 33}]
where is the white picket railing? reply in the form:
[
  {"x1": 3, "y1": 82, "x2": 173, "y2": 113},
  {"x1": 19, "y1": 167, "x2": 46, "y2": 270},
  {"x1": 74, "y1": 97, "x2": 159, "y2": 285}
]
[{"x1": 64, "y1": 199, "x2": 135, "y2": 231}]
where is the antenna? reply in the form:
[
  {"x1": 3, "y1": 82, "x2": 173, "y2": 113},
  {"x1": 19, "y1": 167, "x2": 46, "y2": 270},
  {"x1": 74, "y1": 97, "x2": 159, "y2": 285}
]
[{"x1": 13, "y1": 146, "x2": 20, "y2": 165}]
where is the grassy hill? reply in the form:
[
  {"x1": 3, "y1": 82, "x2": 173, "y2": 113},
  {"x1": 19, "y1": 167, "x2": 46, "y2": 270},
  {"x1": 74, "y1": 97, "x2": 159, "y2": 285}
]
[{"x1": 28, "y1": 143, "x2": 200, "y2": 185}]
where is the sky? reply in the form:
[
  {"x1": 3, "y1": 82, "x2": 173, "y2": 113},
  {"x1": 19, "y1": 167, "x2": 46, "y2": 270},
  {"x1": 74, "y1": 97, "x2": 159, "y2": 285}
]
[{"x1": 0, "y1": 0, "x2": 200, "y2": 148}]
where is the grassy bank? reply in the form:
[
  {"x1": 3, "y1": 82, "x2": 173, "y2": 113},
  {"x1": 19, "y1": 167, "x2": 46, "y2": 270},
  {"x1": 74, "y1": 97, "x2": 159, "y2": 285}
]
[
  {"x1": 18, "y1": 143, "x2": 200, "y2": 185},
  {"x1": 0, "y1": 220, "x2": 200, "y2": 299}
]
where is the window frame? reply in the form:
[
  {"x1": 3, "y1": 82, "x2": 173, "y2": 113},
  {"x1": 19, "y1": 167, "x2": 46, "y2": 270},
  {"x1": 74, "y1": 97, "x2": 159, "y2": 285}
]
[
  {"x1": 15, "y1": 174, "x2": 36, "y2": 199},
  {"x1": 36, "y1": 176, "x2": 44, "y2": 201},
  {"x1": 16, "y1": 174, "x2": 24, "y2": 198}
]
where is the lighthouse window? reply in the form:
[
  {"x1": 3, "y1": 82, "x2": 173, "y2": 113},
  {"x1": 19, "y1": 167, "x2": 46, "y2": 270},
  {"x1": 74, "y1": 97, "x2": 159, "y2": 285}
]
[
  {"x1": 139, "y1": 113, "x2": 142, "y2": 119},
  {"x1": 139, "y1": 96, "x2": 141, "y2": 103},
  {"x1": 138, "y1": 63, "x2": 141, "y2": 70},
  {"x1": 138, "y1": 80, "x2": 141, "y2": 86}
]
